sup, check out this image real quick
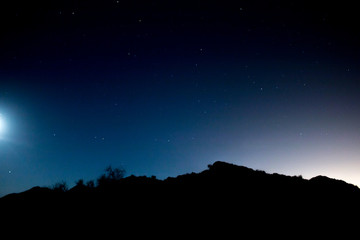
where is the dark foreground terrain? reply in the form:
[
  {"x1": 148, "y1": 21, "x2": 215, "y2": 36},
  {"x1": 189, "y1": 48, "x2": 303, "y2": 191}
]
[{"x1": 2, "y1": 161, "x2": 359, "y2": 235}]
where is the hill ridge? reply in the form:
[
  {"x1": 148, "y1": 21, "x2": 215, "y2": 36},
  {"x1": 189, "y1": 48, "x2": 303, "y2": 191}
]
[
  {"x1": 2, "y1": 161, "x2": 360, "y2": 200},
  {"x1": 2, "y1": 160, "x2": 360, "y2": 233}
]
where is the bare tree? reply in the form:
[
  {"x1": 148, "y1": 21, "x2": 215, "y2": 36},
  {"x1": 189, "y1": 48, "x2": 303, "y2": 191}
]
[
  {"x1": 97, "y1": 165, "x2": 126, "y2": 187},
  {"x1": 52, "y1": 181, "x2": 68, "y2": 193}
]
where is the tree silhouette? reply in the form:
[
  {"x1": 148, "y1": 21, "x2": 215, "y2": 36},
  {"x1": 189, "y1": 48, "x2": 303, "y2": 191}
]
[
  {"x1": 52, "y1": 181, "x2": 68, "y2": 193},
  {"x1": 86, "y1": 180, "x2": 95, "y2": 188},
  {"x1": 75, "y1": 179, "x2": 85, "y2": 187},
  {"x1": 97, "y1": 165, "x2": 126, "y2": 187}
]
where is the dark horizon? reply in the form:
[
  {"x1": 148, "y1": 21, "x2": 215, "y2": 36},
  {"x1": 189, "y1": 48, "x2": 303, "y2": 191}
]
[
  {"x1": 3, "y1": 160, "x2": 360, "y2": 198},
  {"x1": 1, "y1": 0, "x2": 360, "y2": 197}
]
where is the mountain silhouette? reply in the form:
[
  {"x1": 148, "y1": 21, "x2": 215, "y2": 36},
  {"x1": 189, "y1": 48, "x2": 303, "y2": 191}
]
[
  {"x1": 1, "y1": 161, "x2": 359, "y2": 234},
  {"x1": 2, "y1": 161, "x2": 360, "y2": 203}
]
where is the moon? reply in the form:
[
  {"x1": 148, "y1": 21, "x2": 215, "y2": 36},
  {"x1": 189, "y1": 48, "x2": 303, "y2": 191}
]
[{"x1": 0, "y1": 115, "x2": 6, "y2": 133}]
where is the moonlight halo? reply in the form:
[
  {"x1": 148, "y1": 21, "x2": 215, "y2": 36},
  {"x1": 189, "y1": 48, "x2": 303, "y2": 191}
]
[{"x1": 0, "y1": 115, "x2": 6, "y2": 134}]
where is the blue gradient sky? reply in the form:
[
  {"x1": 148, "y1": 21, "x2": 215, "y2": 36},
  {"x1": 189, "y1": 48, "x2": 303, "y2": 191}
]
[{"x1": 1, "y1": 0, "x2": 360, "y2": 196}]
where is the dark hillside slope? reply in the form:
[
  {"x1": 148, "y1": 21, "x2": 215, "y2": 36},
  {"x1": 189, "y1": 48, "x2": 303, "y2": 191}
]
[
  {"x1": 2, "y1": 161, "x2": 359, "y2": 202},
  {"x1": 1, "y1": 161, "x2": 360, "y2": 228}
]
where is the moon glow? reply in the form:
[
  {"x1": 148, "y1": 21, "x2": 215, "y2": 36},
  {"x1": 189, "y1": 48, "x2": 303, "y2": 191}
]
[{"x1": 0, "y1": 115, "x2": 6, "y2": 133}]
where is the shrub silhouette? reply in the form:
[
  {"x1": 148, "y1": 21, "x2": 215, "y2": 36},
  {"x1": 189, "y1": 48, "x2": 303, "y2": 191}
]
[
  {"x1": 75, "y1": 179, "x2": 85, "y2": 187},
  {"x1": 52, "y1": 181, "x2": 68, "y2": 193},
  {"x1": 97, "y1": 165, "x2": 126, "y2": 187},
  {"x1": 86, "y1": 180, "x2": 95, "y2": 188}
]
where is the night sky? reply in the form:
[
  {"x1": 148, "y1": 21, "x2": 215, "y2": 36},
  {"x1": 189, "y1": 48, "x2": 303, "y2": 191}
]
[{"x1": 1, "y1": 0, "x2": 360, "y2": 196}]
